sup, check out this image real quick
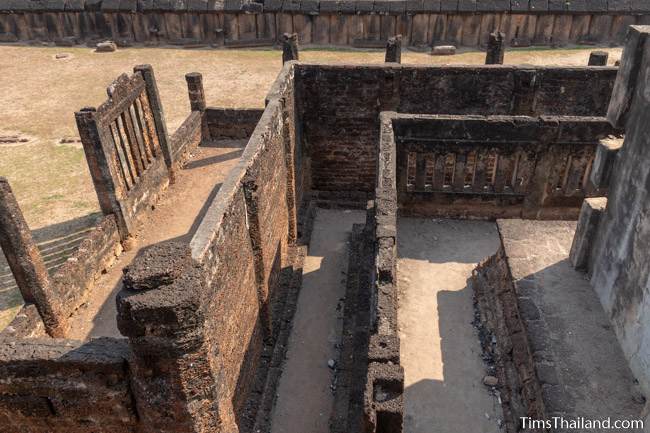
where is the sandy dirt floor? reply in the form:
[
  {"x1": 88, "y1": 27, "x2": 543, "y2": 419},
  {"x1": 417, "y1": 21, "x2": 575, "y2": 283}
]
[
  {"x1": 0, "y1": 43, "x2": 622, "y2": 329},
  {"x1": 271, "y1": 208, "x2": 365, "y2": 433},
  {"x1": 397, "y1": 217, "x2": 503, "y2": 433}
]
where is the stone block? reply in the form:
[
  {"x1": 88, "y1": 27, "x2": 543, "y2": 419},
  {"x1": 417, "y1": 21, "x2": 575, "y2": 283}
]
[
  {"x1": 375, "y1": 0, "x2": 391, "y2": 12},
  {"x1": 440, "y1": 0, "x2": 458, "y2": 11},
  {"x1": 339, "y1": 0, "x2": 356, "y2": 12},
  {"x1": 280, "y1": 0, "x2": 301, "y2": 10},
  {"x1": 223, "y1": 0, "x2": 243, "y2": 10},
  {"x1": 300, "y1": 0, "x2": 319, "y2": 12},
  {"x1": 46, "y1": 0, "x2": 66, "y2": 10},
  {"x1": 187, "y1": 0, "x2": 208, "y2": 10},
  {"x1": 263, "y1": 0, "x2": 283, "y2": 10},
  {"x1": 529, "y1": 0, "x2": 547, "y2": 10},
  {"x1": 355, "y1": 0, "x2": 374, "y2": 11},
  {"x1": 569, "y1": 197, "x2": 607, "y2": 270},
  {"x1": 510, "y1": 0, "x2": 529, "y2": 10},
  {"x1": 548, "y1": 0, "x2": 566, "y2": 11},
  {"x1": 389, "y1": 0, "x2": 406, "y2": 12},
  {"x1": 588, "y1": 50, "x2": 609, "y2": 65},
  {"x1": 585, "y1": 0, "x2": 606, "y2": 11},
  {"x1": 317, "y1": 0, "x2": 336, "y2": 11},
  {"x1": 432, "y1": 44, "x2": 456, "y2": 54},
  {"x1": 64, "y1": 0, "x2": 86, "y2": 10},
  {"x1": 85, "y1": 0, "x2": 103, "y2": 9},
  {"x1": 422, "y1": 0, "x2": 441, "y2": 10},
  {"x1": 120, "y1": 0, "x2": 138, "y2": 9},
  {"x1": 567, "y1": 0, "x2": 587, "y2": 11},
  {"x1": 607, "y1": 25, "x2": 645, "y2": 127},
  {"x1": 96, "y1": 40, "x2": 117, "y2": 51},
  {"x1": 100, "y1": 0, "x2": 119, "y2": 9},
  {"x1": 477, "y1": 0, "x2": 509, "y2": 10},
  {"x1": 590, "y1": 136, "x2": 623, "y2": 188},
  {"x1": 608, "y1": 0, "x2": 631, "y2": 11},
  {"x1": 631, "y1": 0, "x2": 650, "y2": 12},
  {"x1": 137, "y1": 0, "x2": 154, "y2": 9},
  {"x1": 406, "y1": 0, "x2": 424, "y2": 12},
  {"x1": 457, "y1": 0, "x2": 476, "y2": 10}
]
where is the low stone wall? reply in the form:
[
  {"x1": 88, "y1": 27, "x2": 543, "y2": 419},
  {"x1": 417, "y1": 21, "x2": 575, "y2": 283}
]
[
  {"x1": 49, "y1": 215, "x2": 122, "y2": 320},
  {"x1": 296, "y1": 63, "x2": 618, "y2": 193},
  {"x1": 115, "y1": 63, "x2": 299, "y2": 432},
  {"x1": 362, "y1": 111, "x2": 404, "y2": 433},
  {"x1": 204, "y1": 107, "x2": 264, "y2": 140},
  {"x1": 0, "y1": 337, "x2": 138, "y2": 433},
  {"x1": 471, "y1": 246, "x2": 546, "y2": 433},
  {"x1": 170, "y1": 109, "x2": 202, "y2": 163},
  {"x1": 0, "y1": 0, "x2": 648, "y2": 48},
  {"x1": 391, "y1": 113, "x2": 618, "y2": 219}
]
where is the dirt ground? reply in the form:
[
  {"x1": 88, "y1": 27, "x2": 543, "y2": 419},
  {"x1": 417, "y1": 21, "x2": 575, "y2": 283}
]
[
  {"x1": 0, "y1": 44, "x2": 622, "y2": 330},
  {"x1": 397, "y1": 218, "x2": 503, "y2": 433},
  {"x1": 271, "y1": 208, "x2": 365, "y2": 433}
]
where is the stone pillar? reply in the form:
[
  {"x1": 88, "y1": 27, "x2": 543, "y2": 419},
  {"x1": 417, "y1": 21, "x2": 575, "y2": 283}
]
[
  {"x1": 75, "y1": 107, "x2": 132, "y2": 239},
  {"x1": 588, "y1": 50, "x2": 609, "y2": 66},
  {"x1": 589, "y1": 137, "x2": 623, "y2": 189},
  {"x1": 385, "y1": 35, "x2": 402, "y2": 63},
  {"x1": 485, "y1": 31, "x2": 505, "y2": 65},
  {"x1": 185, "y1": 72, "x2": 210, "y2": 142},
  {"x1": 185, "y1": 72, "x2": 206, "y2": 112},
  {"x1": 134, "y1": 65, "x2": 173, "y2": 172},
  {"x1": 282, "y1": 33, "x2": 299, "y2": 63},
  {"x1": 570, "y1": 197, "x2": 607, "y2": 271},
  {"x1": 0, "y1": 178, "x2": 67, "y2": 337},
  {"x1": 117, "y1": 243, "x2": 232, "y2": 433}
]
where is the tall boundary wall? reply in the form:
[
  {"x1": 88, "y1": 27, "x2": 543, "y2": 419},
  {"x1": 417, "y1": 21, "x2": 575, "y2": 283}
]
[{"x1": 0, "y1": 0, "x2": 649, "y2": 48}]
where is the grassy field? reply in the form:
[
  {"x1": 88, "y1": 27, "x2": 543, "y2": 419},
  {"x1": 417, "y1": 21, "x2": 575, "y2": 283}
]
[{"x1": 0, "y1": 44, "x2": 621, "y2": 329}]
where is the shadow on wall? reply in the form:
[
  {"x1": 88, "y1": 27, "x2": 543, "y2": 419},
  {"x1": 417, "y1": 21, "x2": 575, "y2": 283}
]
[
  {"x1": 86, "y1": 178, "x2": 228, "y2": 338},
  {"x1": 86, "y1": 141, "x2": 245, "y2": 338},
  {"x1": 0, "y1": 212, "x2": 102, "y2": 327}
]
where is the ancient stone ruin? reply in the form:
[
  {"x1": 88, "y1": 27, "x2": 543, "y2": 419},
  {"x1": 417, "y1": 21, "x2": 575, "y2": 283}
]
[{"x1": 2, "y1": 22, "x2": 650, "y2": 433}]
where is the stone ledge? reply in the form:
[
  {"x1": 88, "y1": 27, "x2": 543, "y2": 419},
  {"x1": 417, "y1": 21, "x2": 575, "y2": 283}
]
[{"x1": 1, "y1": 0, "x2": 650, "y2": 13}]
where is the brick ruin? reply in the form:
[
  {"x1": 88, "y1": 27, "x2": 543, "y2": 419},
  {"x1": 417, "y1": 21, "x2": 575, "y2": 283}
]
[
  {"x1": 1, "y1": 0, "x2": 650, "y2": 49},
  {"x1": 3, "y1": 24, "x2": 650, "y2": 433}
]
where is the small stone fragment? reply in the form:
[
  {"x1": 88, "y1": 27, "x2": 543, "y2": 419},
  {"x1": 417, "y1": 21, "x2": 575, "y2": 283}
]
[
  {"x1": 96, "y1": 41, "x2": 117, "y2": 53},
  {"x1": 327, "y1": 359, "x2": 336, "y2": 369},
  {"x1": 432, "y1": 45, "x2": 456, "y2": 56},
  {"x1": 55, "y1": 53, "x2": 70, "y2": 59},
  {"x1": 122, "y1": 236, "x2": 137, "y2": 252},
  {"x1": 483, "y1": 375, "x2": 499, "y2": 386}
]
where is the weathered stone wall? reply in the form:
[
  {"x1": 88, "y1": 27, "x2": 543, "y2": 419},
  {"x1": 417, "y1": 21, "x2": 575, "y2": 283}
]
[
  {"x1": 0, "y1": 337, "x2": 138, "y2": 433},
  {"x1": 204, "y1": 107, "x2": 264, "y2": 140},
  {"x1": 49, "y1": 215, "x2": 122, "y2": 320},
  {"x1": 296, "y1": 63, "x2": 617, "y2": 193},
  {"x1": 362, "y1": 112, "x2": 404, "y2": 433},
  {"x1": 590, "y1": 24, "x2": 650, "y2": 397},
  {"x1": 471, "y1": 246, "x2": 545, "y2": 433},
  {"x1": 391, "y1": 113, "x2": 617, "y2": 219},
  {"x1": 0, "y1": 0, "x2": 648, "y2": 48},
  {"x1": 113, "y1": 65, "x2": 298, "y2": 432},
  {"x1": 170, "y1": 109, "x2": 202, "y2": 163}
]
